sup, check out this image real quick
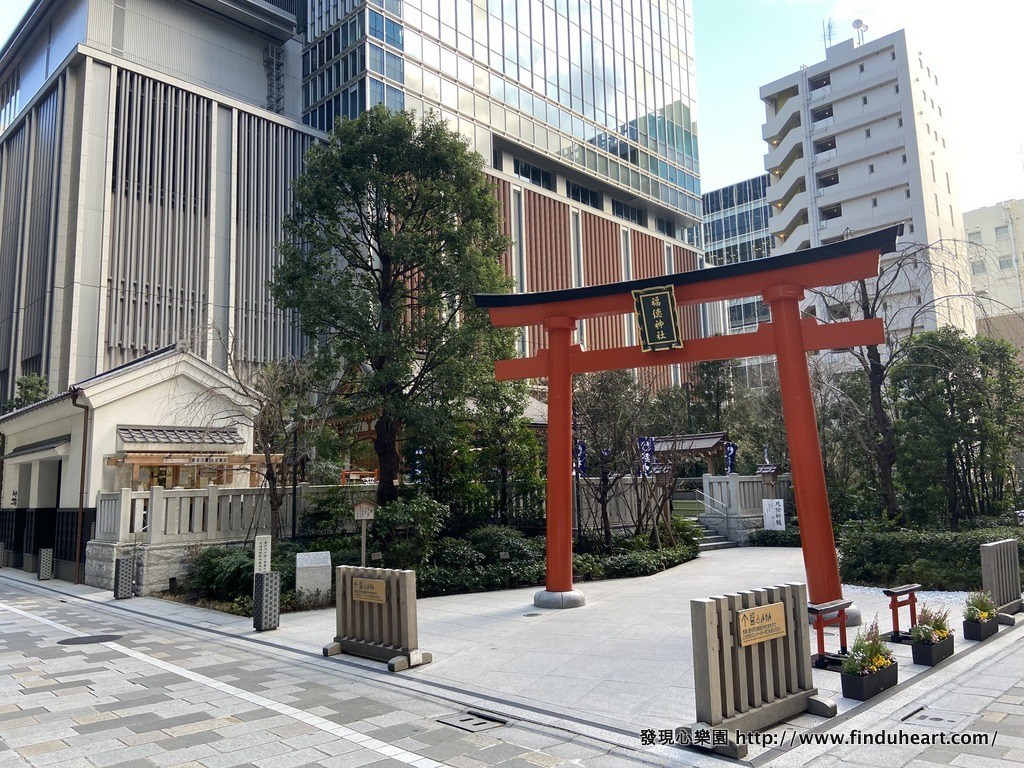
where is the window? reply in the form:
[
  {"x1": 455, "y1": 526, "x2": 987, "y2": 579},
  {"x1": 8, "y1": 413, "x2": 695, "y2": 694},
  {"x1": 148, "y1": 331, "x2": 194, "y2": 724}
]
[
  {"x1": 859, "y1": 63, "x2": 865, "y2": 73},
  {"x1": 1000, "y1": 255, "x2": 1015, "y2": 270},
  {"x1": 871, "y1": 197, "x2": 878, "y2": 208},
  {"x1": 655, "y1": 217, "x2": 677, "y2": 238},
  {"x1": 891, "y1": 52, "x2": 897, "y2": 61},
  {"x1": 894, "y1": 84, "x2": 900, "y2": 94},
  {"x1": 865, "y1": 128, "x2": 871, "y2": 138},
  {"x1": 512, "y1": 157, "x2": 554, "y2": 190},
  {"x1": 909, "y1": 223, "x2": 915, "y2": 233},
  {"x1": 967, "y1": 231, "x2": 983, "y2": 244},
  {"x1": 369, "y1": 9, "x2": 384, "y2": 40},
  {"x1": 612, "y1": 199, "x2": 647, "y2": 226},
  {"x1": 898, "y1": 117, "x2": 903, "y2": 128},
  {"x1": 901, "y1": 154, "x2": 907, "y2": 164},
  {"x1": 862, "y1": 95, "x2": 868, "y2": 105},
  {"x1": 972, "y1": 261, "x2": 987, "y2": 275},
  {"x1": 868, "y1": 164, "x2": 875, "y2": 174},
  {"x1": 905, "y1": 188, "x2": 912, "y2": 199},
  {"x1": 996, "y1": 225, "x2": 1010, "y2": 240},
  {"x1": 566, "y1": 180, "x2": 602, "y2": 209}
]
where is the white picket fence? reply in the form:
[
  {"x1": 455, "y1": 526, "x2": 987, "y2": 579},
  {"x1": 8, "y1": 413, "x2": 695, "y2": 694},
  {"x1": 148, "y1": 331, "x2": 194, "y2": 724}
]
[{"x1": 94, "y1": 484, "x2": 356, "y2": 545}]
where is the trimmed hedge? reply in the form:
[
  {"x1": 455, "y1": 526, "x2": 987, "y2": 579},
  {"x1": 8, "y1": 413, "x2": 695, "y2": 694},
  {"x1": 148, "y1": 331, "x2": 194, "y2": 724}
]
[
  {"x1": 748, "y1": 527, "x2": 802, "y2": 547},
  {"x1": 838, "y1": 525, "x2": 1024, "y2": 591}
]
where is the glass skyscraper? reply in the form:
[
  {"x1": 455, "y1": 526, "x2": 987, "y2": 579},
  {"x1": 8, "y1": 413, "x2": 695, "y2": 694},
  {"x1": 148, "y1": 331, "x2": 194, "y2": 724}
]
[
  {"x1": 301, "y1": 1, "x2": 701, "y2": 372},
  {"x1": 302, "y1": 0, "x2": 701, "y2": 224}
]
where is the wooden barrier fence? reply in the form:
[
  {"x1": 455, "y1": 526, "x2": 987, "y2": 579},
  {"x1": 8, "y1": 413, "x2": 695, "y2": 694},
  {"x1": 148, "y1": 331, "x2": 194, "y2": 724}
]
[
  {"x1": 981, "y1": 539, "x2": 1022, "y2": 624},
  {"x1": 323, "y1": 566, "x2": 432, "y2": 672},
  {"x1": 687, "y1": 582, "x2": 835, "y2": 757}
]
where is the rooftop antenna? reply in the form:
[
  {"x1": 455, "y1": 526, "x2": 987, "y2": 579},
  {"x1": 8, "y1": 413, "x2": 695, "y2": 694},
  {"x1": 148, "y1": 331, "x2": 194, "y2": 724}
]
[
  {"x1": 822, "y1": 18, "x2": 835, "y2": 53},
  {"x1": 852, "y1": 19, "x2": 869, "y2": 46}
]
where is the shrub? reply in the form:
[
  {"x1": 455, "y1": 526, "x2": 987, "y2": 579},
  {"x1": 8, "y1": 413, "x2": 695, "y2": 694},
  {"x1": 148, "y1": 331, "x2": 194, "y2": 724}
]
[
  {"x1": 188, "y1": 546, "x2": 255, "y2": 599},
  {"x1": 660, "y1": 544, "x2": 699, "y2": 569},
  {"x1": 466, "y1": 525, "x2": 533, "y2": 564},
  {"x1": 602, "y1": 550, "x2": 663, "y2": 579},
  {"x1": 837, "y1": 525, "x2": 1024, "y2": 591},
  {"x1": 431, "y1": 537, "x2": 485, "y2": 569},
  {"x1": 748, "y1": 527, "x2": 802, "y2": 547},
  {"x1": 299, "y1": 488, "x2": 356, "y2": 538},
  {"x1": 572, "y1": 553, "x2": 605, "y2": 581},
  {"x1": 372, "y1": 495, "x2": 448, "y2": 568}
]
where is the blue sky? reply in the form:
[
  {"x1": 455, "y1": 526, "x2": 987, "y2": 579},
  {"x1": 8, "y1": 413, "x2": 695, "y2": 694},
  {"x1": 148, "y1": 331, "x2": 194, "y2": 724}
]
[{"x1": 2, "y1": 0, "x2": 1020, "y2": 211}]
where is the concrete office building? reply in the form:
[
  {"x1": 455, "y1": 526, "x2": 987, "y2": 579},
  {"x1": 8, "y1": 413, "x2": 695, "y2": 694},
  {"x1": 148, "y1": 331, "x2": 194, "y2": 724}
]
[
  {"x1": 0, "y1": 0, "x2": 317, "y2": 405},
  {"x1": 964, "y1": 199, "x2": 1024, "y2": 350},
  {"x1": 760, "y1": 29, "x2": 975, "y2": 341},
  {"x1": 301, "y1": 1, "x2": 704, "y2": 378}
]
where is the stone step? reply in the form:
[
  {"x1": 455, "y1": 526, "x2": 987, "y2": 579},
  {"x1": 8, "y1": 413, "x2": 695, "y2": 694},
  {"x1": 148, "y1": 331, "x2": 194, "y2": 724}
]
[
  {"x1": 699, "y1": 535, "x2": 729, "y2": 545},
  {"x1": 699, "y1": 540, "x2": 739, "y2": 551}
]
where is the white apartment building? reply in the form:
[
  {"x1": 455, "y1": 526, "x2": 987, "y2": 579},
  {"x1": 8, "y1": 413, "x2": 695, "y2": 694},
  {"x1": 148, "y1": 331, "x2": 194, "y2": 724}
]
[
  {"x1": 964, "y1": 199, "x2": 1024, "y2": 350},
  {"x1": 760, "y1": 30, "x2": 975, "y2": 340}
]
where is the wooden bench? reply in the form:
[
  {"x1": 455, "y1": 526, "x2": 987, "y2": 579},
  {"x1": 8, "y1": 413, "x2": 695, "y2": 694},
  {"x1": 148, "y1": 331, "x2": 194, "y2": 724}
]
[
  {"x1": 808, "y1": 598, "x2": 852, "y2": 670},
  {"x1": 882, "y1": 583, "x2": 921, "y2": 642}
]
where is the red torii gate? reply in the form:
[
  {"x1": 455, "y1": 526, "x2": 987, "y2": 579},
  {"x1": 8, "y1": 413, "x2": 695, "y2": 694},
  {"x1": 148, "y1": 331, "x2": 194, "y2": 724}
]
[{"x1": 474, "y1": 226, "x2": 898, "y2": 609}]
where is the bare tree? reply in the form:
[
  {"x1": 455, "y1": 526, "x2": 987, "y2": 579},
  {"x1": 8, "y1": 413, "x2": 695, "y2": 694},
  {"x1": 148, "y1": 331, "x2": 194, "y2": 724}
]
[
  {"x1": 183, "y1": 331, "x2": 335, "y2": 546},
  {"x1": 809, "y1": 238, "x2": 1000, "y2": 521}
]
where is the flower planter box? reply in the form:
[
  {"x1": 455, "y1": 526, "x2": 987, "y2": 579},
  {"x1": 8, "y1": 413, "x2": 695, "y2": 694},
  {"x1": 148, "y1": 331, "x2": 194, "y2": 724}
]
[
  {"x1": 963, "y1": 618, "x2": 998, "y2": 642},
  {"x1": 911, "y1": 635, "x2": 954, "y2": 666},
  {"x1": 841, "y1": 662, "x2": 899, "y2": 701}
]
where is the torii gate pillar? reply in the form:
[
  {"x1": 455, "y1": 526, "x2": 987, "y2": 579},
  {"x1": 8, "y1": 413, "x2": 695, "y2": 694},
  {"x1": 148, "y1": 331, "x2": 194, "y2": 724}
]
[
  {"x1": 535, "y1": 316, "x2": 585, "y2": 608},
  {"x1": 764, "y1": 285, "x2": 842, "y2": 601}
]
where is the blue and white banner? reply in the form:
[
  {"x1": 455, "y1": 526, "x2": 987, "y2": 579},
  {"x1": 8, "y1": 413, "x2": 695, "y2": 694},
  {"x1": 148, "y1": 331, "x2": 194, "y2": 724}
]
[
  {"x1": 575, "y1": 441, "x2": 587, "y2": 474},
  {"x1": 724, "y1": 442, "x2": 737, "y2": 474},
  {"x1": 638, "y1": 436, "x2": 655, "y2": 477}
]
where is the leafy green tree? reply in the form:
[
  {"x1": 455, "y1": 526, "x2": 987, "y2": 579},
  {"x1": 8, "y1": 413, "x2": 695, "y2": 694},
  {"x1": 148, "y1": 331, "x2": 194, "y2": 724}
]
[
  {"x1": 472, "y1": 380, "x2": 543, "y2": 527},
  {"x1": 273, "y1": 107, "x2": 512, "y2": 506},
  {"x1": 891, "y1": 329, "x2": 1024, "y2": 529},
  {"x1": 688, "y1": 359, "x2": 732, "y2": 434},
  {"x1": 3, "y1": 374, "x2": 50, "y2": 414}
]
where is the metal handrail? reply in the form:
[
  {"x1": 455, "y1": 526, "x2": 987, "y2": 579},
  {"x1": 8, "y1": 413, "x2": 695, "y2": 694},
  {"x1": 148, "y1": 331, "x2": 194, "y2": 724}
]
[{"x1": 694, "y1": 488, "x2": 731, "y2": 540}]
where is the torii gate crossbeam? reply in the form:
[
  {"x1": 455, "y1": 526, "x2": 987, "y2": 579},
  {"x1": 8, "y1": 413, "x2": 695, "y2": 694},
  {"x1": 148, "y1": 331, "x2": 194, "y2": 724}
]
[{"x1": 474, "y1": 226, "x2": 898, "y2": 609}]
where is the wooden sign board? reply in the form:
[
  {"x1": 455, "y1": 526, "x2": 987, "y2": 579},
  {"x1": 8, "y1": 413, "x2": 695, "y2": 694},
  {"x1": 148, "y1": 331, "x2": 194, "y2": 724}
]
[
  {"x1": 352, "y1": 577, "x2": 387, "y2": 604},
  {"x1": 762, "y1": 499, "x2": 786, "y2": 531},
  {"x1": 737, "y1": 601, "x2": 787, "y2": 647},
  {"x1": 631, "y1": 285, "x2": 683, "y2": 352},
  {"x1": 353, "y1": 500, "x2": 376, "y2": 521}
]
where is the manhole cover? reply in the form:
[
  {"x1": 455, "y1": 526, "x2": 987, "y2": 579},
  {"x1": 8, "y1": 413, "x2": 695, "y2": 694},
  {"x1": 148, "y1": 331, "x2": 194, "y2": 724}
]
[
  {"x1": 901, "y1": 707, "x2": 971, "y2": 731},
  {"x1": 57, "y1": 635, "x2": 122, "y2": 645},
  {"x1": 438, "y1": 711, "x2": 506, "y2": 733}
]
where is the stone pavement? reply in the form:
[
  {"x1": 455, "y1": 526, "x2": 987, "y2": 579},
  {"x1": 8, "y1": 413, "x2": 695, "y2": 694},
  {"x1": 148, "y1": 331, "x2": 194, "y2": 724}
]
[
  {"x1": 2, "y1": 547, "x2": 1024, "y2": 767},
  {"x1": 0, "y1": 575, "x2": 667, "y2": 768}
]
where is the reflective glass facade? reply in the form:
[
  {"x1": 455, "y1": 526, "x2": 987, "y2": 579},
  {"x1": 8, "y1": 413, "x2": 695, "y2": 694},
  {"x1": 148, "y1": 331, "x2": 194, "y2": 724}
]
[{"x1": 302, "y1": 0, "x2": 700, "y2": 224}]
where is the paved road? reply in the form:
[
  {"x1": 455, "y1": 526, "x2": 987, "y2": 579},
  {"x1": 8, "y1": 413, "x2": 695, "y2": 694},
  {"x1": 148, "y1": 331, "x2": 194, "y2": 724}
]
[{"x1": 0, "y1": 575, "x2": 665, "y2": 768}]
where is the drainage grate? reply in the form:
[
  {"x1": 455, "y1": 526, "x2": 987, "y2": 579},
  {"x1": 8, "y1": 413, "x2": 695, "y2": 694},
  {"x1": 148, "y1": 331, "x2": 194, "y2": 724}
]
[
  {"x1": 438, "y1": 711, "x2": 506, "y2": 733},
  {"x1": 57, "y1": 635, "x2": 122, "y2": 645}
]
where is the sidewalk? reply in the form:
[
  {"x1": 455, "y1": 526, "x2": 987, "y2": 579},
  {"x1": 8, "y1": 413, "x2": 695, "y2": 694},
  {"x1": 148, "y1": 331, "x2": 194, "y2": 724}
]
[{"x1": 1, "y1": 547, "x2": 1021, "y2": 767}]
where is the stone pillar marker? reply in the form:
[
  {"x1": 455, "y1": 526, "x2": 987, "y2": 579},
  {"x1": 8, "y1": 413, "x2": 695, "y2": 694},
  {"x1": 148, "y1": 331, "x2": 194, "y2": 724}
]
[
  {"x1": 296, "y1": 551, "x2": 332, "y2": 600},
  {"x1": 254, "y1": 535, "x2": 271, "y2": 574}
]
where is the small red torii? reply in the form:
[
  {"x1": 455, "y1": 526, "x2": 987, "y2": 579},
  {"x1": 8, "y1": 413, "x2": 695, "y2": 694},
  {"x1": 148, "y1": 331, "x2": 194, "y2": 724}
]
[{"x1": 474, "y1": 226, "x2": 897, "y2": 609}]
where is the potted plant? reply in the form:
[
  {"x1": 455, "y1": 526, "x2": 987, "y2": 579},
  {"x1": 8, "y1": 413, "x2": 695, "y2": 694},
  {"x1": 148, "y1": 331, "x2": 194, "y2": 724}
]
[
  {"x1": 840, "y1": 618, "x2": 898, "y2": 701},
  {"x1": 963, "y1": 591, "x2": 998, "y2": 641},
  {"x1": 909, "y1": 605, "x2": 954, "y2": 666}
]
